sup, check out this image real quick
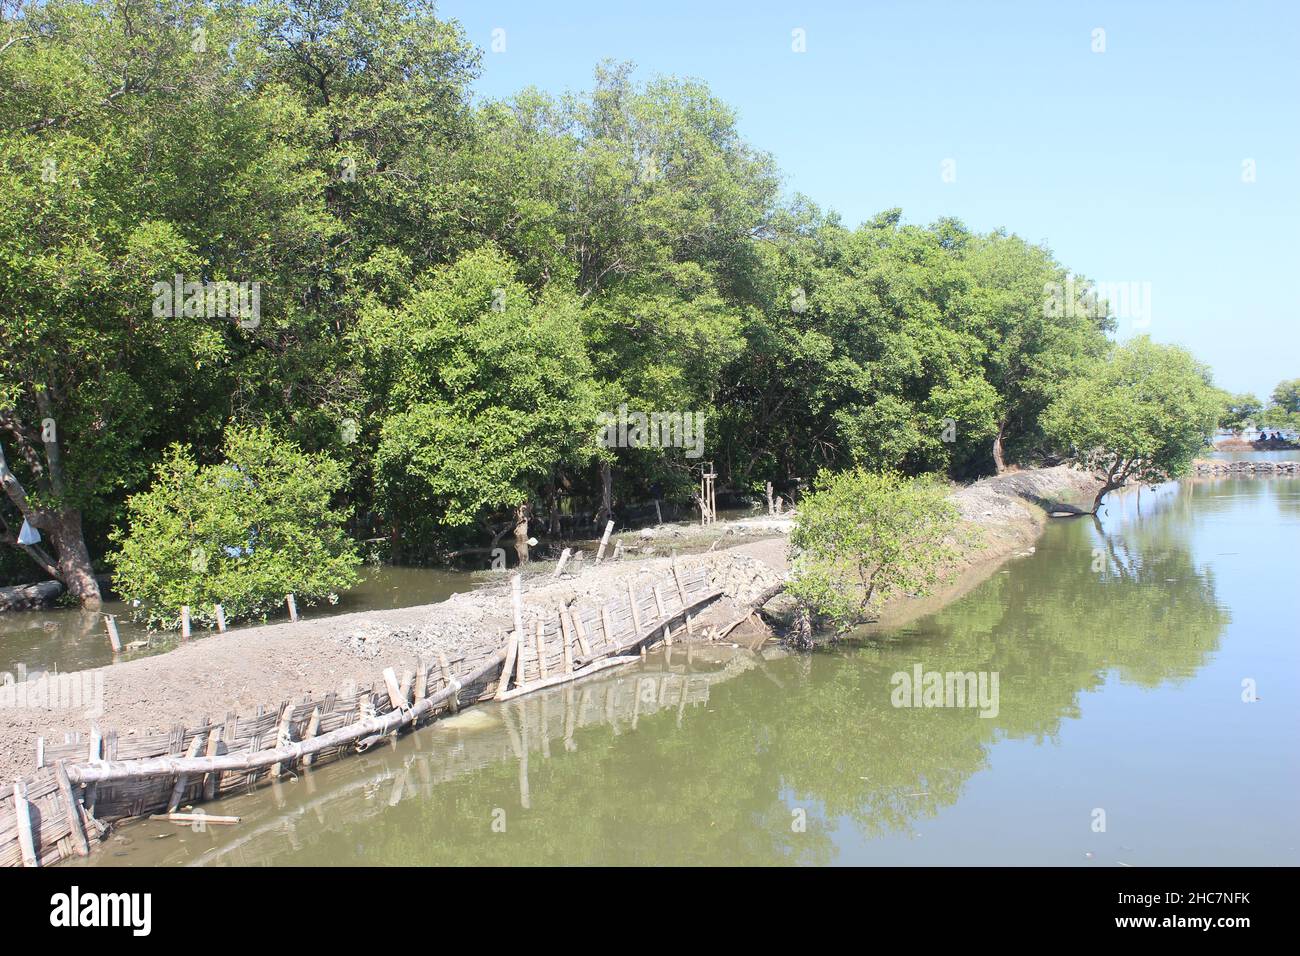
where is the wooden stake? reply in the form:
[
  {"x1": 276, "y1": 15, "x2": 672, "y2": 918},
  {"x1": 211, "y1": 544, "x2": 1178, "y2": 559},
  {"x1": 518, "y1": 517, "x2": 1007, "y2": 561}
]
[
  {"x1": 671, "y1": 561, "x2": 688, "y2": 605},
  {"x1": 438, "y1": 651, "x2": 460, "y2": 712},
  {"x1": 214, "y1": 603, "x2": 227, "y2": 633},
  {"x1": 496, "y1": 573, "x2": 525, "y2": 700},
  {"x1": 13, "y1": 781, "x2": 37, "y2": 867},
  {"x1": 414, "y1": 659, "x2": 428, "y2": 702},
  {"x1": 285, "y1": 593, "x2": 298, "y2": 622},
  {"x1": 552, "y1": 547, "x2": 572, "y2": 578},
  {"x1": 559, "y1": 609, "x2": 574, "y2": 674},
  {"x1": 383, "y1": 668, "x2": 407, "y2": 713},
  {"x1": 654, "y1": 499, "x2": 663, "y2": 525},
  {"x1": 498, "y1": 629, "x2": 519, "y2": 701},
  {"x1": 654, "y1": 585, "x2": 672, "y2": 645},
  {"x1": 269, "y1": 703, "x2": 295, "y2": 778},
  {"x1": 55, "y1": 761, "x2": 90, "y2": 857},
  {"x1": 167, "y1": 732, "x2": 205, "y2": 812},
  {"x1": 627, "y1": 581, "x2": 642, "y2": 637},
  {"x1": 104, "y1": 615, "x2": 122, "y2": 653},
  {"x1": 535, "y1": 618, "x2": 548, "y2": 679},
  {"x1": 300, "y1": 708, "x2": 321, "y2": 767},
  {"x1": 570, "y1": 609, "x2": 592, "y2": 657},
  {"x1": 595, "y1": 519, "x2": 614, "y2": 562},
  {"x1": 601, "y1": 604, "x2": 616, "y2": 650},
  {"x1": 202, "y1": 718, "x2": 227, "y2": 797},
  {"x1": 180, "y1": 605, "x2": 191, "y2": 638}
]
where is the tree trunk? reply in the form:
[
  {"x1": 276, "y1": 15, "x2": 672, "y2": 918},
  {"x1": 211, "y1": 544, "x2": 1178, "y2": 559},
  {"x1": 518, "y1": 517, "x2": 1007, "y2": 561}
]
[
  {"x1": 48, "y1": 510, "x2": 101, "y2": 608},
  {"x1": 513, "y1": 501, "x2": 531, "y2": 565},
  {"x1": 595, "y1": 461, "x2": 613, "y2": 527},
  {"x1": 1092, "y1": 484, "x2": 1115, "y2": 515},
  {"x1": 992, "y1": 420, "x2": 1007, "y2": 474}
]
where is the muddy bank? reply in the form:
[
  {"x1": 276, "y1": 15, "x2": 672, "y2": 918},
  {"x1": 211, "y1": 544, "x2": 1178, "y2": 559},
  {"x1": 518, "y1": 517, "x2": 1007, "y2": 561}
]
[
  {"x1": 0, "y1": 549, "x2": 781, "y2": 781},
  {"x1": 0, "y1": 465, "x2": 1097, "y2": 783}
]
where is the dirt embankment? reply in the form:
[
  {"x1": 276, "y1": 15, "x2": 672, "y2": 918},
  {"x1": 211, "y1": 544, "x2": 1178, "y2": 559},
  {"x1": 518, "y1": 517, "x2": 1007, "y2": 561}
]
[
  {"x1": 0, "y1": 549, "x2": 781, "y2": 780},
  {"x1": 0, "y1": 465, "x2": 1098, "y2": 781}
]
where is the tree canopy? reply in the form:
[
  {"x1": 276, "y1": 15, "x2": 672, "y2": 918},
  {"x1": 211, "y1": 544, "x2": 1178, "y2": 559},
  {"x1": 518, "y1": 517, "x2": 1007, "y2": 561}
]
[{"x1": 0, "y1": 0, "x2": 1229, "y2": 597}]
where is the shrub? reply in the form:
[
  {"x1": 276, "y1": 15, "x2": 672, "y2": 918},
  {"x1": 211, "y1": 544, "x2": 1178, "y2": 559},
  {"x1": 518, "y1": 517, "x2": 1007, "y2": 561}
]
[
  {"x1": 109, "y1": 425, "x2": 360, "y2": 628},
  {"x1": 787, "y1": 469, "x2": 958, "y2": 636}
]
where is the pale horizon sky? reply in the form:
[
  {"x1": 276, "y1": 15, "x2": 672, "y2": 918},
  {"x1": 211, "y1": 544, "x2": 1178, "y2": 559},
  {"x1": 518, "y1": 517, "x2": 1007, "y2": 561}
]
[{"x1": 442, "y1": 0, "x2": 1299, "y2": 400}]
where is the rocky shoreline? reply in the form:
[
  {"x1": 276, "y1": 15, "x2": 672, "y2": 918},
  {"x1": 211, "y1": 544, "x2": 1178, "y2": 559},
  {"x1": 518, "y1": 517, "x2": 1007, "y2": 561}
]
[{"x1": 1193, "y1": 459, "x2": 1299, "y2": 475}]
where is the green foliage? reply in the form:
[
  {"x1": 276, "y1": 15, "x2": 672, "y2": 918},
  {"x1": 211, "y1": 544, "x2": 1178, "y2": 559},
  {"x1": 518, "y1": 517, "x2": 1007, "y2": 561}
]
[
  {"x1": 0, "y1": 0, "x2": 1226, "y2": 599},
  {"x1": 1215, "y1": 391, "x2": 1264, "y2": 433},
  {"x1": 108, "y1": 426, "x2": 360, "y2": 627},
  {"x1": 360, "y1": 247, "x2": 598, "y2": 530},
  {"x1": 1043, "y1": 338, "x2": 1221, "y2": 509},
  {"x1": 788, "y1": 469, "x2": 958, "y2": 633}
]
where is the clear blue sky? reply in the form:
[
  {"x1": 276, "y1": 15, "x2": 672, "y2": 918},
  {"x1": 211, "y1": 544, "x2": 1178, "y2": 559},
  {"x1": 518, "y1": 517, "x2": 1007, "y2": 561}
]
[{"x1": 441, "y1": 0, "x2": 1299, "y2": 399}]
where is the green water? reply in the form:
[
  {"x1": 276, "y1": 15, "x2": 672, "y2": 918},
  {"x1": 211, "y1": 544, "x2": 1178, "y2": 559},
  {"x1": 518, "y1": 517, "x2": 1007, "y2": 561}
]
[
  {"x1": 0, "y1": 565, "x2": 485, "y2": 675},
  {"x1": 85, "y1": 472, "x2": 1299, "y2": 866}
]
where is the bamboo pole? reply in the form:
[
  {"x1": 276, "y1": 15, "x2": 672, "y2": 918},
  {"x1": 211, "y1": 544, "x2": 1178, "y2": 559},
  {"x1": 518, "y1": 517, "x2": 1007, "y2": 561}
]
[
  {"x1": 559, "y1": 609, "x2": 574, "y2": 674},
  {"x1": 535, "y1": 618, "x2": 548, "y2": 680},
  {"x1": 12, "y1": 781, "x2": 37, "y2": 867},
  {"x1": 601, "y1": 604, "x2": 616, "y2": 650},
  {"x1": 570, "y1": 608, "x2": 592, "y2": 656},
  {"x1": 104, "y1": 614, "x2": 122, "y2": 653},
  {"x1": 552, "y1": 547, "x2": 572, "y2": 578},
  {"x1": 300, "y1": 709, "x2": 321, "y2": 768},
  {"x1": 497, "y1": 573, "x2": 525, "y2": 700},
  {"x1": 168, "y1": 732, "x2": 206, "y2": 811},
  {"x1": 55, "y1": 761, "x2": 90, "y2": 857},
  {"x1": 595, "y1": 520, "x2": 614, "y2": 562},
  {"x1": 627, "y1": 581, "x2": 642, "y2": 636},
  {"x1": 654, "y1": 585, "x2": 672, "y2": 646},
  {"x1": 151, "y1": 813, "x2": 240, "y2": 825},
  {"x1": 269, "y1": 703, "x2": 295, "y2": 778}
]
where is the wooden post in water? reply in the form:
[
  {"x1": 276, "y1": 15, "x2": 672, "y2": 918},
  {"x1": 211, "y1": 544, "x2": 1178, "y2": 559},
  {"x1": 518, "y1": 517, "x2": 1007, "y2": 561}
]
[
  {"x1": 104, "y1": 614, "x2": 122, "y2": 653},
  {"x1": 285, "y1": 593, "x2": 299, "y2": 622},
  {"x1": 595, "y1": 520, "x2": 615, "y2": 562},
  {"x1": 214, "y1": 604, "x2": 227, "y2": 633}
]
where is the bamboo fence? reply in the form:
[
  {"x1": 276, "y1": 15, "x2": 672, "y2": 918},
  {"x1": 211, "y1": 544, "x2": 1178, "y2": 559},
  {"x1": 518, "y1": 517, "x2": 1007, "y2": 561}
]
[{"x1": 0, "y1": 562, "x2": 720, "y2": 867}]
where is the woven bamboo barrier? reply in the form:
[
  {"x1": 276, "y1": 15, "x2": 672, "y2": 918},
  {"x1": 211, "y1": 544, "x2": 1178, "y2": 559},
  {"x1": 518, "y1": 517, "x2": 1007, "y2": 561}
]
[{"x1": 0, "y1": 562, "x2": 721, "y2": 866}]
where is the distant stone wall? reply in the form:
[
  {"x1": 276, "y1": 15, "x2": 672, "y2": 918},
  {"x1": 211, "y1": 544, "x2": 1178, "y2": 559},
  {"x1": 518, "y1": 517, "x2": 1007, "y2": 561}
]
[{"x1": 1193, "y1": 460, "x2": 1299, "y2": 475}]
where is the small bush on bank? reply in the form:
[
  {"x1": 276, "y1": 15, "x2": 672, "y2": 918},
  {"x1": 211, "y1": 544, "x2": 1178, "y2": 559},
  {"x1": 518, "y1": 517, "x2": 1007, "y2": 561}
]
[
  {"x1": 109, "y1": 425, "x2": 360, "y2": 628},
  {"x1": 788, "y1": 469, "x2": 958, "y2": 638}
]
